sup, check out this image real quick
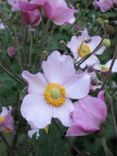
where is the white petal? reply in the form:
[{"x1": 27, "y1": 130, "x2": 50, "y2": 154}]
[
  {"x1": 64, "y1": 73, "x2": 91, "y2": 99},
  {"x1": 53, "y1": 99, "x2": 74, "y2": 127},
  {"x1": 22, "y1": 71, "x2": 47, "y2": 95},
  {"x1": 93, "y1": 63, "x2": 102, "y2": 71},
  {"x1": 20, "y1": 94, "x2": 52, "y2": 128},
  {"x1": 95, "y1": 46, "x2": 106, "y2": 55},
  {"x1": 67, "y1": 36, "x2": 81, "y2": 59},
  {"x1": 42, "y1": 51, "x2": 75, "y2": 84},
  {"x1": 88, "y1": 36, "x2": 102, "y2": 52},
  {"x1": 84, "y1": 55, "x2": 100, "y2": 66}
]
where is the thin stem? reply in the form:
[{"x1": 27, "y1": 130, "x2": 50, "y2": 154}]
[
  {"x1": 0, "y1": 131, "x2": 11, "y2": 149},
  {"x1": 102, "y1": 137, "x2": 113, "y2": 156},
  {"x1": 101, "y1": 43, "x2": 117, "y2": 89},
  {"x1": 28, "y1": 27, "x2": 33, "y2": 67},
  {"x1": 0, "y1": 63, "x2": 25, "y2": 86},
  {"x1": 106, "y1": 90, "x2": 117, "y2": 138},
  {"x1": 14, "y1": 28, "x2": 23, "y2": 72},
  {"x1": 0, "y1": 131, "x2": 16, "y2": 156},
  {"x1": 53, "y1": 119, "x2": 86, "y2": 156}
]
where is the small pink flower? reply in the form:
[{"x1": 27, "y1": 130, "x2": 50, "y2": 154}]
[
  {"x1": 20, "y1": 51, "x2": 91, "y2": 129},
  {"x1": 43, "y1": 0, "x2": 76, "y2": 25},
  {"x1": 67, "y1": 29, "x2": 106, "y2": 68},
  {"x1": 7, "y1": 47, "x2": 16, "y2": 57},
  {"x1": 0, "y1": 107, "x2": 14, "y2": 133},
  {"x1": 93, "y1": 0, "x2": 113, "y2": 12},
  {"x1": 66, "y1": 91, "x2": 107, "y2": 136}
]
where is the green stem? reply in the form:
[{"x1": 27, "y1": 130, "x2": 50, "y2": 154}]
[
  {"x1": 28, "y1": 27, "x2": 33, "y2": 67},
  {"x1": 0, "y1": 63, "x2": 25, "y2": 86},
  {"x1": 0, "y1": 131, "x2": 16, "y2": 156},
  {"x1": 102, "y1": 137, "x2": 113, "y2": 156},
  {"x1": 106, "y1": 90, "x2": 117, "y2": 138},
  {"x1": 53, "y1": 119, "x2": 84, "y2": 155},
  {"x1": 14, "y1": 28, "x2": 23, "y2": 72}
]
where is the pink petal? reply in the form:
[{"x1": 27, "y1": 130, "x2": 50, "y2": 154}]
[
  {"x1": 53, "y1": 99, "x2": 74, "y2": 127},
  {"x1": 22, "y1": 9, "x2": 41, "y2": 27},
  {"x1": 42, "y1": 51, "x2": 75, "y2": 84},
  {"x1": 43, "y1": 0, "x2": 75, "y2": 25},
  {"x1": 22, "y1": 70, "x2": 47, "y2": 94},
  {"x1": 66, "y1": 124, "x2": 98, "y2": 136},
  {"x1": 19, "y1": 0, "x2": 39, "y2": 11},
  {"x1": 66, "y1": 94, "x2": 107, "y2": 136},
  {"x1": 20, "y1": 94, "x2": 52, "y2": 128},
  {"x1": 64, "y1": 73, "x2": 91, "y2": 99}
]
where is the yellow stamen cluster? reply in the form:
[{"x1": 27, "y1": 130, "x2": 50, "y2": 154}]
[
  {"x1": 44, "y1": 83, "x2": 66, "y2": 107},
  {"x1": 79, "y1": 44, "x2": 91, "y2": 58},
  {"x1": 0, "y1": 115, "x2": 5, "y2": 123}
]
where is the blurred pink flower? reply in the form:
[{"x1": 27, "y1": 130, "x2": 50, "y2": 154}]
[
  {"x1": 7, "y1": 47, "x2": 16, "y2": 57},
  {"x1": 20, "y1": 51, "x2": 91, "y2": 129},
  {"x1": 113, "y1": 0, "x2": 117, "y2": 5},
  {"x1": 0, "y1": 107, "x2": 14, "y2": 133},
  {"x1": 19, "y1": 0, "x2": 41, "y2": 27},
  {"x1": 43, "y1": 0, "x2": 76, "y2": 25},
  {"x1": 22, "y1": 10, "x2": 41, "y2": 27},
  {"x1": 93, "y1": 0, "x2": 113, "y2": 12},
  {"x1": 67, "y1": 29, "x2": 105, "y2": 68},
  {"x1": 66, "y1": 91, "x2": 107, "y2": 136}
]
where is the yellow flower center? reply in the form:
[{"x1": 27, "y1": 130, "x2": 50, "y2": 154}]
[
  {"x1": 101, "y1": 65, "x2": 109, "y2": 71},
  {"x1": 79, "y1": 44, "x2": 91, "y2": 58},
  {"x1": 0, "y1": 115, "x2": 5, "y2": 123},
  {"x1": 44, "y1": 83, "x2": 66, "y2": 107}
]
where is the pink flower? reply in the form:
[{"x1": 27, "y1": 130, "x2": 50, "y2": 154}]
[
  {"x1": 93, "y1": 0, "x2": 113, "y2": 12},
  {"x1": 67, "y1": 29, "x2": 106, "y2": 68},
  {"x1": 7, "y1": 47, "x2": 16, "y2": 57},
  {"x1": 21, "y1": 51, "x2": 91, "y2": 129},
  {"x1": 43, "y1": 0, "x2": 76, "y2": 25},
  {"x1": 0, "y1": 107, "x2": 14, "y2": 133},
  {"x1": 66, "y1": 91, "x2": 107, "y2": 136}
]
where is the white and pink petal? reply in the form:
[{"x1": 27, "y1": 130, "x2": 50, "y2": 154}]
[
  {"x1": 20, "y1": 94, "x2": 52, "y2": 128},
  {"x1": 64, "y1": 73, "x2": 91, "y2": 99}
]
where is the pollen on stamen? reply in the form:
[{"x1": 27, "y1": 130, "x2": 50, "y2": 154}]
[
  {"x1": 78, "y1": 44, "x2": 91, "y2": 58},
  {"x1": 44, "y1": 83, "x2": 66, "y2": 107}
]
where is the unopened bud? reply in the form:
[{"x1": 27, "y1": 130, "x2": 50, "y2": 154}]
[
  {"x1": 102, "y1": 39, "x2": 111, "y2": 47},
  {"x1": 7, "y1": 47, "x2": 16, "y2": 57}
]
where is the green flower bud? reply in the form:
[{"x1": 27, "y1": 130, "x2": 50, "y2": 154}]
[{"x1": 102, "y1": 39, "x2": 111, "y2": 47}]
